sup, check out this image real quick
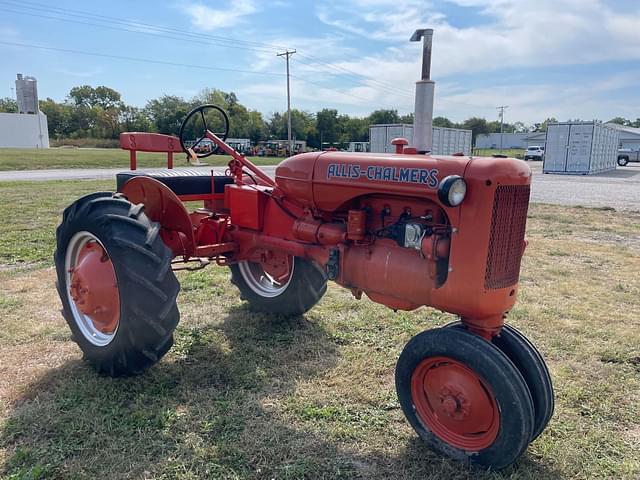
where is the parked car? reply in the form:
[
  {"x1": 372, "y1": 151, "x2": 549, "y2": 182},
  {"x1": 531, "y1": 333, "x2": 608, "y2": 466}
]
[
  {"x1": 617, "y1": 148, "x2": 640, "y2": 166},
  {"x1": 524, "y1": 145, "x2": 545, "y2": 161}
]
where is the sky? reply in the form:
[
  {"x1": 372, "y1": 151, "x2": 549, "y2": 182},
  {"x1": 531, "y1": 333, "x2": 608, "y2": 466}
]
[{"x1": 1, "y1": 0, "x2": 639, "y2": 126}]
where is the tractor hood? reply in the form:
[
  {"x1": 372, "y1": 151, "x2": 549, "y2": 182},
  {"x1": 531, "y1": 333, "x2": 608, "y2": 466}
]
[{"x1": 275, "y1": 151, "x2": 472, "y2": 211}]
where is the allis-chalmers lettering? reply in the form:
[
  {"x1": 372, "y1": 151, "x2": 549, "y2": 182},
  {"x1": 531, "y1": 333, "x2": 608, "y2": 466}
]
[{"x1": 327, "y1": 162, "x2": 439, "y2": 188}]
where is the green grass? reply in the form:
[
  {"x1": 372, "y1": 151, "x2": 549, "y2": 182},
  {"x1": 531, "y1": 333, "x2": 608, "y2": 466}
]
[
  {"x1": 0, "y1": 180, "x2": 115, "y2": 269},
  {"x1": 474, "y1": 148, "x2": 526, "y2": 159},
  {"x1": 0, "y1": 181, "x2": 639, "y2": 479},
  {"x1": 0, "y1": 148, "x2": 281, "y2": 171}
]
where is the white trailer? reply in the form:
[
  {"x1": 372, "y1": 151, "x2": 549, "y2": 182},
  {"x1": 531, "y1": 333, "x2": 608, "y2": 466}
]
[
  {"x1": 369, "y1": 124, "x2": 472, "y2": 155},
  {"x1": 543, "y1": 122, "x2": 619, "y2": 175}
]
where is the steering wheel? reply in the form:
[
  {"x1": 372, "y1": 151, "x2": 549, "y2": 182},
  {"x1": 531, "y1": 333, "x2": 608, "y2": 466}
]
[{"x1": 179, "y1": 104, "x2": 229, "y2": 158}]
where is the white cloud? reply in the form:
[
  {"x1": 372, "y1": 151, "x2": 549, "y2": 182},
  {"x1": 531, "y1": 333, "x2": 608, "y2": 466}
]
[
  {"x1": 173, "y1": 0, "x2": 640, "y2": 124},
  {"x1": 183, "y1": 0, "x2": 258, "y2": 30},
  {"x1": 315, "y1": 0, "x2": 640, "y2": 75},
  {"x1": 264, "y1": 0, "x2": 637, "y2": 122}
]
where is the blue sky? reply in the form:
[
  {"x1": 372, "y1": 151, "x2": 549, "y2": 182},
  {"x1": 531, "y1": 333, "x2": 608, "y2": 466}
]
[{"x1": 1, "y1": 0, "x2": 639, "y2": 125}]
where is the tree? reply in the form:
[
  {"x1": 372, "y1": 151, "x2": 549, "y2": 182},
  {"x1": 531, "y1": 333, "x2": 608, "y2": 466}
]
[
  {"x1": 533, "y1": 117, "x2": 558, "y2": 132},
  {"x1": 338, "y1": 115, "x2": 368, "y2": 144},
  {"x1": 246, "y1": 110, "x2": 268, "y2": 143},
  {"x1": 69, "y1": 85, "x2": 122, "y2": 110},
  {"x1": 39, "y1": 98, "x2": 74, "y2": 138},
  {"x1": 368, "y1": 109, "x2": 400, "y2": 125},
  {"x1": 462, "y1": 117, "x2": 490, "y2": 144},
  {"x1": 144, "y1": 95, "x2": 191, "y2": 135},
  {"x1": 0, "y1": 97, "x2": 17, "y2": 113},
  {"x1": 512, "y1": 121, "x2": 528, "y2": 133},
  {"x1": 607, "y1": 117, "x2": 630, "y2": 126},
  {"x1": 121, "y1": 106, "x2": 152, "y2": 132},
  {"x1": 316, "y1": 108, "x2": 339, "y2": 145},
  {"x1": 433, "y1": 116, "x2": 454, "y2": 128},
  {"x1": 399, "y1": 112, "x2": 414, "y2": 124}
]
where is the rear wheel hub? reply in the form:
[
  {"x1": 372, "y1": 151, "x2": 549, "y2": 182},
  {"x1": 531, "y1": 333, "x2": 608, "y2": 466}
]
[{"x1": 65, "y1": 232, "x2": 120, "y2": 346}]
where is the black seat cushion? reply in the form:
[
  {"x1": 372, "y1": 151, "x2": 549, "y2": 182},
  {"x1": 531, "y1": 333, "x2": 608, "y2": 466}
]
[{"x1": 116, "y1": 169, "x2": 234, "y2": 196}]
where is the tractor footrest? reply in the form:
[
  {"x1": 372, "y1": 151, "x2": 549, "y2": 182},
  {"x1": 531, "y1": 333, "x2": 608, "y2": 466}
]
[{"x1": 116, "y1": 169, "x2": 234, "y2": 196}]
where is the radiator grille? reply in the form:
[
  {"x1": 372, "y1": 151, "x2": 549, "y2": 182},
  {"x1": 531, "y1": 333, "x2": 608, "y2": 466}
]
[{"x1": 485, "y1": 185, "x2": 530, "y2": 289}]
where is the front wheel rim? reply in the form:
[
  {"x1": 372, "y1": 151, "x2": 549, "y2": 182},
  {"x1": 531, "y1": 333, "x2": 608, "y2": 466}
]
[
  {"x1": 64, "y1": 231, "x2": 120, "y2": 347},
  {"x1": 237, "y1": 257, "x2": 294, "y2": 298},
  {"x1": 411, "y1": 356, "x2": 500, "y2": 451}
]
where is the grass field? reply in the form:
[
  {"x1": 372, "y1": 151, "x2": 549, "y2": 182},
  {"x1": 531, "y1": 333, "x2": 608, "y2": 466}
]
[
  {"x1": 0, "y1": 180, "x2": 639, "y2": 479},
  {"x1": 473, "y1": 148, "x2": 526, "y2": 159},
  {"x1": 0, "y1": 148, "x2": 281, "y2": 171}
]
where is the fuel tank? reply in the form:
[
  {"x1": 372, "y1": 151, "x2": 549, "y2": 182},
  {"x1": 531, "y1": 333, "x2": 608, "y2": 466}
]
[{"x1": 275, "y1": 151, "x2": 471, "y2": 211}]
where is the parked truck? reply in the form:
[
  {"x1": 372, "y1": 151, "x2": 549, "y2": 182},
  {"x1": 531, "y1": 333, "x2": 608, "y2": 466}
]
[{"x1": 617, "y1": 148, "x2": 640, "y2": 166}]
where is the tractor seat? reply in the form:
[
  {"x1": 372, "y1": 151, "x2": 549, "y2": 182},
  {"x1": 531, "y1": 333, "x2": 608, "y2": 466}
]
[{"x1": 116, "y1": 169, "x2": 234, "y2": 196}]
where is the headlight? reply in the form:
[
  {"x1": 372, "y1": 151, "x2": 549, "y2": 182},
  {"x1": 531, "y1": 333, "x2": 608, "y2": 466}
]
[{"x1": 438, "y1": 175, "x2": 467, "y2": 207}]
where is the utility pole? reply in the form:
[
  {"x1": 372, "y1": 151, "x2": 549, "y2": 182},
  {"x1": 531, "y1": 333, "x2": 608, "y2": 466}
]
[
  {"x1": 497, "y1": 105, "x2": 509, "y2": 153},
  {"x1": 277, "y1": 49, "x2": 296, "y2": 156}
]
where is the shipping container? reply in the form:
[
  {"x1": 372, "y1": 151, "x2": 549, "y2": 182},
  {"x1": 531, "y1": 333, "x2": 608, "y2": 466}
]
[
  {"x1": 543, "y1": 122, "x2": 620, "y2": 175},
  {"x1": 369, "y1": 124, "x2": 471, "y2": 155}
]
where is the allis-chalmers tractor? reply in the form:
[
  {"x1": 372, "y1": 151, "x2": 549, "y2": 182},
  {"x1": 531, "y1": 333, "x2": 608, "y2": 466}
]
[{"x1": 54, "y1": 105, "x2": 553, "y2": 469}]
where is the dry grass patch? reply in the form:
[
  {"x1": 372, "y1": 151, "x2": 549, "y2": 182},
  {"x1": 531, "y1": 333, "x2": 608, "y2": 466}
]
[{"x1": 0, "y1": 180, "x2": 638, "y2": 479}]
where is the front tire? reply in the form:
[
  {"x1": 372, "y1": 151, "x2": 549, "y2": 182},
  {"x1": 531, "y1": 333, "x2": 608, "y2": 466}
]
[
  {"x1": 230, "y1": 256, "x2": 327, "y2": 316},
  {"x1": 55, "y1": 193, "x2": 180, "y2": 376},
  {"x1": 618, "y1": 156, "x2": 629, "y2": 166},
  {"x1": 444, "y1": 322, "x2": 554, "y2": 442},
  {"x1": 396, "y1": 327, "x2": 534, "y2": 469}
]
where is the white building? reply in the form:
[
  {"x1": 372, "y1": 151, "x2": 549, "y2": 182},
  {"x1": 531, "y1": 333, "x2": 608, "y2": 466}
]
[
  {"x1": 475, "y1": 133, "x2": 531, "y2": 149},
  {"x1": 0, "y1": 111, "x2": 49, "y2": 148},
  {"x1": 475, "y1": 132, "x2": 548, "y2": 149},
  {"x1": 605, "y1": 123, "x2": 640, "y2": 150}
]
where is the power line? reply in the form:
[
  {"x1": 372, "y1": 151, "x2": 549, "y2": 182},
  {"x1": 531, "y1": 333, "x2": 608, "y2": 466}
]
[
  {"x1": 292, "y1": 56, "x2": 415, "y2": 101},
  {"x1": 0, "y1": 0, "x2": 287, "y2": 52},
  {"x1": 298, "y1": 53, "x2": 413, "y2": 97},
  {"x1": 0, "y1": 40, "x2": 285, "y2": 77},
  {"x1": 0, "y1": 0, "x2": 419, "y2": 102},
  {"x1": 289, "y1": 75, "x2": 413, "y2": 110},
  {"x1": 0, "y1": 4, "x2": 278, "y2": 55},
  {"x1": 0, "y1": 0, "x2": 499, "y2": 116},
  {"x1": 0, "y1": 39, "x2": 408, "y2": 111}
]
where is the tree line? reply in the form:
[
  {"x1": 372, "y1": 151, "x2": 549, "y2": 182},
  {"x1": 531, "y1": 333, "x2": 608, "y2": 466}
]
[{"x1": 1, "y1": 85, "x2": 632, "y2": 147}]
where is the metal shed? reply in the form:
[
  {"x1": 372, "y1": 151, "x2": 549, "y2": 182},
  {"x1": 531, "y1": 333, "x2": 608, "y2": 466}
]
[
  {"x1": 369, "y1": 124, "x2": 472, "y2": 155},
  {"x1": 543, "y1": 122, "x2": 619, "y2": 175}
]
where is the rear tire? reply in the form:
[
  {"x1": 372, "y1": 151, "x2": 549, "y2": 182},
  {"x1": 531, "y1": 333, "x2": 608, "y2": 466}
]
[
  {"x1": 55, "y1": 193, "x2": 180, "y2": 376},
  {"x1": 618, "y1": 156, "x2": 629, "y2": 166},
  {"x1": 230, "y1": 256, "x2": 327, "y2": 316}
]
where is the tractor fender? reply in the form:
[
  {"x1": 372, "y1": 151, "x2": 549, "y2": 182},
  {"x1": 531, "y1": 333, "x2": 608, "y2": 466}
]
[{"x1": 120, "y1": 176, "x2": 195, "y2": 257}]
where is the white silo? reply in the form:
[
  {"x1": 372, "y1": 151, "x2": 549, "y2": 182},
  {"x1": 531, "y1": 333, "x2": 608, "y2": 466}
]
[{"x1": 15, "y1": 73, "x2": 39, "y2": 114}]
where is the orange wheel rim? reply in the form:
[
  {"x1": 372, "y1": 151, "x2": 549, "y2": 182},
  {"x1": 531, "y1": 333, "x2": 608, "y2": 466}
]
[
  {"x1": 411, "y1": 356, "x2": 500, "y2": 450},
  {"x1": 68, "y1": 239, "x2": 120, "y2": 335}
]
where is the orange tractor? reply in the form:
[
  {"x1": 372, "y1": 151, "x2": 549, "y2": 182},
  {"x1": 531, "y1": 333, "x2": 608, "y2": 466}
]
[{"x1": 55, "y1": 105, "x2": 553, "y2": 469}]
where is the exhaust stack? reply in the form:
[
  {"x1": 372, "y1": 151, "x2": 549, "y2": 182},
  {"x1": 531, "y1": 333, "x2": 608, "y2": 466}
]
[{"x1": 411, "y1": 29, "x2": 434, "y2": 154}]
